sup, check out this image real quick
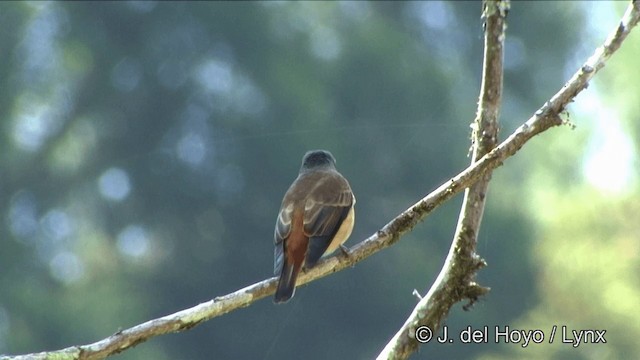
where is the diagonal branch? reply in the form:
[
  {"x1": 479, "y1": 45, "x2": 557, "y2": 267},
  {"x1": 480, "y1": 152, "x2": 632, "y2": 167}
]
[
  {"x1": 3, "y1": 1, "x2": 638, "y2": 359},
  {"x1": 378, "y1": 0, "x2": 507, "y2": 358}
]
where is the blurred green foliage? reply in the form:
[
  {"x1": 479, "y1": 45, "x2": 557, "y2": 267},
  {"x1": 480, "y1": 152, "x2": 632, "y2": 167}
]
[{"x1": 1, "y1": 2, "x2": 638, "y2": 359}]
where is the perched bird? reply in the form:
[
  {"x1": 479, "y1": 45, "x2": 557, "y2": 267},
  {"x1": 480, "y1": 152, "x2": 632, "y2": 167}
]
[{"x1": 273, "y1": 150, "x2": 355, "y2": 303}]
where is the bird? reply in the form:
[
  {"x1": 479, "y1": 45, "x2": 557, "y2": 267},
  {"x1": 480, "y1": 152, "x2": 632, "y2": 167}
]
[{"x1": 273, "y1": 150, "x2": 355, "y2": 303}]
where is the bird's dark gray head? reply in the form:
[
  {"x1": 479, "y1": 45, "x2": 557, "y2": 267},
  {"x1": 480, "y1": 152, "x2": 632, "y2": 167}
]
[{"x1": 300, "y1": 150, "x2": 336, "y2": 172}]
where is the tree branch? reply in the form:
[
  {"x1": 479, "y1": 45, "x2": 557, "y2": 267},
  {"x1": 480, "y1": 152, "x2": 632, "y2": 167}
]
[
  {"x1": 3, "y1": 1, "x2": 638, "y2": 359},
  {"x1": 377, "y1": 1, "x2": 507, "y2": 358}
]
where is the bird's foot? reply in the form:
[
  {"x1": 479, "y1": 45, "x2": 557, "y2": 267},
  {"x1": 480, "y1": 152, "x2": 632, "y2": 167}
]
[{"x1": 339, "y1": 244, "x2": 351, "y2": 257}]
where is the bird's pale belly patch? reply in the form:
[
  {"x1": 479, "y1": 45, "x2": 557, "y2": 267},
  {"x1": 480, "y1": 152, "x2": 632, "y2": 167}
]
[{"x1": 324, "y1": 206, "x2": 355, "y2": 255}]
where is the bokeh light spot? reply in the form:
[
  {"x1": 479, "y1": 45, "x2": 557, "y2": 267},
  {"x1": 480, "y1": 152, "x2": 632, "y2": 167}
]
[
  {"x1": 8, "y1": 191, "x2": 39, "y2": 240},
  {"x1": 197, "y1": 59, "x2": 233, "y2": 94},
  {"x1": 176, "y1": 132, "x2": 206, "y2": 166},
  {"x1": 41, "y1": 208, "x2": 74, "y2": 242},
  {"x1": 117, "y1": 225, "x2": 150, "y2": 258},
  {"x1": 98, "y1": 167, "x2": 131, "y2": 201},
  {"x1": 12, "y1": 103, "x2": 55, "y2": 152},
  {"x1": 49, "y1": 251, "x2": 85, "y2": 284},
  {"x1": 310, "y1": 26, "x2": 342, "y2": 61}
]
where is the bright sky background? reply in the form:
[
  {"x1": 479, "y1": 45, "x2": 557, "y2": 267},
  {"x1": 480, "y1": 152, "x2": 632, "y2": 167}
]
[{"x1": 579, "y1": 1, "x2": 637, "y2": 195}]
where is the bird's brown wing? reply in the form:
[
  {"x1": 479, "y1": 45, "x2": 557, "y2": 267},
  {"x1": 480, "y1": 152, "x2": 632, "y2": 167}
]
[
  {"x1": 302, "y1": 172, "x2": 354, "y2": 268},
  {"x1": 274, "y1": 202, "x2": 294, "y2": 275}
]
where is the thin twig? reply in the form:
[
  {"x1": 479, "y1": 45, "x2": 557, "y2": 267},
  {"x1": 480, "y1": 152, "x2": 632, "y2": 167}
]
[
  {"x1": 3, "y1": 1, "x2": 639, "y2": 359},
  {"x1": 377, "y1": 0, "x2": 507, "y2": 358}
]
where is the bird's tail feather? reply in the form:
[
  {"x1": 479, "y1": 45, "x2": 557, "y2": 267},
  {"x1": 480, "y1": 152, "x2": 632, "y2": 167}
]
[{"x1": 274, "y1": 262, "x2": 300, "y2": 303}]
